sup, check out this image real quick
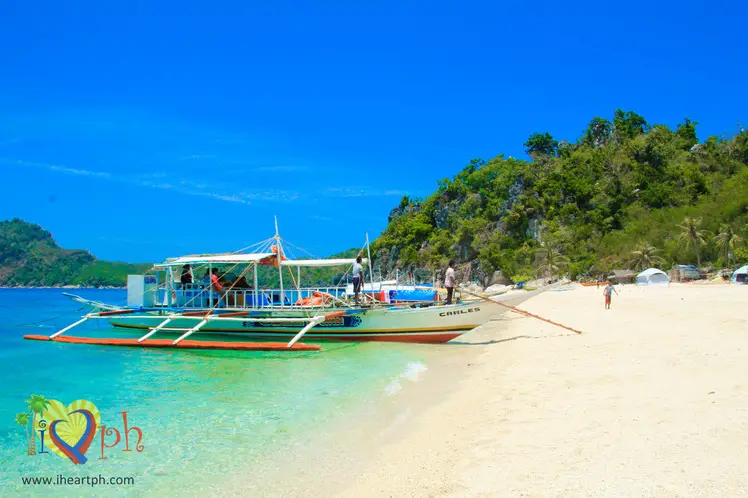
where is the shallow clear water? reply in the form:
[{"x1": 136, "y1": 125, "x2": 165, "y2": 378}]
[{"x1": 0, "y1": 289, "x2": 428, "y2": 496}]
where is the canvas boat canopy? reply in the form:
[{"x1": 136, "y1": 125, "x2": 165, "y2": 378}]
[
  {"x1": 281, "y1": 258, "x2": 367, "y2": 267},
  {"x1": 159, "y1": 254, "x2": 366, "y2": 268},
  {"x1": 160, "y1": 253, "x2": 275, "y2": 266}
]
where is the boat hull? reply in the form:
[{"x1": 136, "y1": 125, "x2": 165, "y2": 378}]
[
  {"x1": 105, "y1": 291, "x2": 535, "y2": 344},
  {"x1": 108, "y1": 305, "x2": 494, "y2": 343},
  {"x1": 110, "y1": 321, "x2": 466, "y2": 343}
]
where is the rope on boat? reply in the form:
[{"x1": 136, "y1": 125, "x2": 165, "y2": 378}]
[
  {"x1": 112, "y1": 235, "x2": 278, "y2": 310},
  {"x1": 8, "y1": 306, "x2": 87, "y2": 328},
  {"x1": 100, "y1": 230, "x2": 368, "y2": 314},
  {"x1": 459, "y1": 288, "x2": 583, "y2": 335}
]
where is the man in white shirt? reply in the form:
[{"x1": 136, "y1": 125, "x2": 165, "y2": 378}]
[
  {"x1": 352, "y1": 256, "x2": 364, "y2": 304},
  {"x1": 444, "y1": 260, "x2": 457, "y2": 304}
]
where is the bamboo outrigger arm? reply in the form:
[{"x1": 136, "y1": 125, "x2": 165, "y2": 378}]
[
  {"x1": 51, "y1": 309, "x2": 341, "y2": 348},
  {"x1": 287, "y1": 311, "x2": 346, "y2": 348},
  {"x1": 49, "y1": 309, "x2": 136, "y2": 339},
  {"x1": 50, "y1": 316, "x2": 90, "y2": 339},
  {"x1": 138, "y1": 317, "x2": 175, "y2": 343}
]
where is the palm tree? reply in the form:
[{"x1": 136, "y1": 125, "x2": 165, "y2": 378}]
[
  {"x1": 714, "y1": 224, "x2": 744, "y2": 267},
  {"x1": 26, "y1": 394, "x2": 50, "y2": 456},
  {"x1": 678, "y1": 217, "x2": 707, "y2": 266},
  {"x1": 15, "y1": 412, "x2": 31, "y2": 455},
  {"x1": 534, "y1": 243, "x2": 569, "y2": 280},
  {"x1": 627, "y1": 242, "x2": 665, "y2": 271}
]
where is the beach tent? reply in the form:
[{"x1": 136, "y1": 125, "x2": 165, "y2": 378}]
[
  {"x1": 636, "y1": 268, "x2": 670, "y2": 286},
  {"x1": 731, "y1": 265, "x2": 748, "y2": 284}
]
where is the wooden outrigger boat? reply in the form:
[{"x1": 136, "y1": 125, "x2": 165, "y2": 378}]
[{"x1": 41, "y1": 220, "x2": 539, "y2": 349}]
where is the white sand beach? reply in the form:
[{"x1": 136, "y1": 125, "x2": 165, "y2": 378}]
[
  {"x1": 333, "y1": 283, "x2": 748, "y2": 497},
  {"x1": 216, "y1": 283, "x2": 748, "y2": 497}
]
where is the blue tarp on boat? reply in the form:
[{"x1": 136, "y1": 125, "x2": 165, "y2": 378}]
[{"x1": 388, "y1": 289, "x2": 438, "y2": 301}]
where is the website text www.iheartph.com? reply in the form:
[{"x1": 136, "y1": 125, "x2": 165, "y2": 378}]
[{"x1": 21, "y1": 474, "x2": 135, "y2": 487}]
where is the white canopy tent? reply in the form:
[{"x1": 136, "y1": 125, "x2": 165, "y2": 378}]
[
  {"x1": 731, "y1": 265, "x2": 748, "y2": 284},
  {"x1": 636, "y1": 268, "x2": 670, "y2": 286}
]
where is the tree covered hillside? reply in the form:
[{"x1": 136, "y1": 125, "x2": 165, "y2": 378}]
[
  {"x1": 372, "y1": 111, "x2": 748, "y2": 284},
  {"x1": 0, "y1": 219, "x2": 151, "y2": 287}
]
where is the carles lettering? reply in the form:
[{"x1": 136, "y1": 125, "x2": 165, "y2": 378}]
[{"x1": 439, "y1": 307, "x2": 480, "y2": 317}]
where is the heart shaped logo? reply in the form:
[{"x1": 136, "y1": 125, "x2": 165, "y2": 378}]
[{"x1": 35, "y1": 399, "x2": 101, "y2": 464}]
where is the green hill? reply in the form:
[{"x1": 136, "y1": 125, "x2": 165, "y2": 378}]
[
  {"x1": 371, "y1": 111, "x2": 748, "y2": 284},
  {"x1": 0, "y1": 219, "x2": 151, "y2": 287}
]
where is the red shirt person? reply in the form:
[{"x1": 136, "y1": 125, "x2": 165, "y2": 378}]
[{"x1": 210, "y1": 269, "x2": 225, "y2": 295}]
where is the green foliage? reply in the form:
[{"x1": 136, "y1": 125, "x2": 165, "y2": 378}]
[
  {"x1": 372, "y1": 110, "x2": 748, "y2": 283},
  {"x1": 675, "y1": 118, "x2": 699, "y2": 149},
  {"x1": 524, "y1": 132, "x2": 558, "y2": 157},
  {"x1": 613, "y1": 109, "x2": 649, "y2": 141}
]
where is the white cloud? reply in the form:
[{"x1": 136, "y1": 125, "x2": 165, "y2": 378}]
[
  {"x1": 325, "y1": 187, "x2": 411, "y2": 198},
  {"x1": 3, "y1": 157, "x2": 297, "y2": 206},
  {"x1": 179, "y1": 154, "x2": 217, "y2": 161},
  {"x1": 253, "y1": 165, "x2": 309, "y2": 173},
  {"x1": 3, "y1": 157, "x2": 412, "y2": 206},
  {"x1": 0, "y1": 138, "x2": 22, "y2": 148},
  {"x1": 48, "y1": 164, "x2": 112, "y2": 179}
]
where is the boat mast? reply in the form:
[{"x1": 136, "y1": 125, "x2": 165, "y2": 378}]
[
  {"x1": 253, "y1": 262, "x2": 258, "y2": 308},
  {"x1": 167, "y1": 266, "x2": 174, "y2": 307},
  {"x1": 366, "y1": 232, "x2": 374, "y2": 295},
  {"x1": 275, "y1": 216, "x2": 284, "y2": 306}
]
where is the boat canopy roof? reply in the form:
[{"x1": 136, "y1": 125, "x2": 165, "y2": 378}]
[
  {"x1": 158, "y1": 253, "x2": 366, "y2": 268},
  {"x1": 281, "y1": 258, "x2": 367, "y2": 268},
  {"x1": 160, "y1": 253, "x2": 275, "y2": 266}
]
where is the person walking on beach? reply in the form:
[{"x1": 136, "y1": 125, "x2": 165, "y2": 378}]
[
  {"x1": 603, "y1": 281, "x2": 618, "y2": 309},
  {"x1": 444, "y1": 260, "x2": 457, "y2": 305},
  {"x1": 352, "y1": 256, "x2": 364, "y2": 304}
]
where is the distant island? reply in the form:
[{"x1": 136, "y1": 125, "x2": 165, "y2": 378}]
[{"x1": 0, "y1": 219, "x2": 152, "y2": 288}]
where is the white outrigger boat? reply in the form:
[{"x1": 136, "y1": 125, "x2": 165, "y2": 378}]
[{"x1": 46, "y1": 221, "x2": 540, "y2": 348}]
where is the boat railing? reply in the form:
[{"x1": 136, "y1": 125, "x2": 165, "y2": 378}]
[{"x1": 171, "y1": 283, "x2": 348, "y2": 310}]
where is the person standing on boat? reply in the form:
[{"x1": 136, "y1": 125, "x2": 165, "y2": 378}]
[
  {"x1": 444, "y1": 260, "x2": 457, "y2": 305},
  {"x1": 352, "y1": 256, "x2": 365, "y2": 304},
  {"x1": 210, "y1": 268, "x2": 227, "y2": 305},
  {"x1": 180, "y1": 264, "x2": 193, "y2": 285}
]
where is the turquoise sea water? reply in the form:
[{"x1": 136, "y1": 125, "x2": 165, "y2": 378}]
[{"x1": 0, "y1": 289, "x2": 428, "y2": 496}]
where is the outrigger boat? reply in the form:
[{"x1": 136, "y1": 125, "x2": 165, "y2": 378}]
[{"x1": 45, "y1": 220, "x2": 539, "y2": 348}]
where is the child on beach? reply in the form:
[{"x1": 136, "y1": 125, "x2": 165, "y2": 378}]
[{"x1": 603, "y1": 282, "x2": 618, "y2": 309}]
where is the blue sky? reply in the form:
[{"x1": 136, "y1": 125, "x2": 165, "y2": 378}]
[{"x1": 1, "y1": 1, "x2": 746, "y2": 263}]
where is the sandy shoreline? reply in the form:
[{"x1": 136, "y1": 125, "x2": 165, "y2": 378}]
[
  {"x1": 214, "y1": 283, "x2": 748, "y2": 497},
  {"x1": 336, "y1": 283, "x2": 748, "y2": 497}
]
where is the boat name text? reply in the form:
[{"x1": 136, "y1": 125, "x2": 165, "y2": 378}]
[{"x1": 439, "y1": 307, "x2": 480, "y2": 317}]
